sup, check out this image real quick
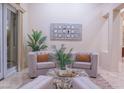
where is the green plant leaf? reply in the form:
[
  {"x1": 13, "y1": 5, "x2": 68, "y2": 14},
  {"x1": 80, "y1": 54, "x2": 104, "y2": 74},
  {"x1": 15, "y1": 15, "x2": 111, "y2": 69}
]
[
  {"x1": 54, "y1": 44, "x2": 74, "y2": 69},
  {"x1": 27, "y1": 29, "x2": 47, "y2": 51},
  {"x1": 40, "y1": 44, "x2": 48, "y2": 50},
  {"x1": 38, "y1": 36, "x2": 47, "y2": 45}
]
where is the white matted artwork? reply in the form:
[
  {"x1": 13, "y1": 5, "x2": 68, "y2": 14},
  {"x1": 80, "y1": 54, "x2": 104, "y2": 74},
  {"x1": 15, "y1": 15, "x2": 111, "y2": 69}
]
[{"x1": 50, "y1": 23, "x2": 82, "y2": 41}]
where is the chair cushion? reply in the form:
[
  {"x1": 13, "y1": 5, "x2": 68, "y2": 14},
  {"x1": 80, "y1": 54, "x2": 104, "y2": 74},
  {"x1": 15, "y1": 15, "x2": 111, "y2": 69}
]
[
  {"x1": 37, "y1": 62, "x2": 56, "y2": 69},
  {"x1": 76, "y1": 53, "x2": 91, "y2": 62},
  {"x1": 37, "y1": 54, "x2": 48, "y2": 62},
  {"x1": 72, "y1": 62, "x2": 91, "y2": 69}
]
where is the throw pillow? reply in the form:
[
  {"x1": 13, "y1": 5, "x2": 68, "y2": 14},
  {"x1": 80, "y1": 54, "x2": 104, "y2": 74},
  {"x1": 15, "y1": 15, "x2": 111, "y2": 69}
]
[
  {"x1": 37, "y1": 54, "x2": 48, "y2": 62},
  {"x1": 76, "y1": 53, "x2": 91, "y2": 62}
]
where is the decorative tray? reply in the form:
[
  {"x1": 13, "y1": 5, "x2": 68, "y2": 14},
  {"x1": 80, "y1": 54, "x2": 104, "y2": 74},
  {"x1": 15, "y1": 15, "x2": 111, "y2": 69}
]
[{"x1": 56, "y1": 69, "x2": 78, "y2": 77}]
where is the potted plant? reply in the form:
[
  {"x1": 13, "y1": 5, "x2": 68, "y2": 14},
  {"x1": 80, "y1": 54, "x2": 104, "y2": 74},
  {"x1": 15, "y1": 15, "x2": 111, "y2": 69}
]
[
  {"x1": 27, "y1": 29, "x2": 48, "y2": 51},
  {"x1": 53, "y1": 44, "x2": 74, "y2": 70}
]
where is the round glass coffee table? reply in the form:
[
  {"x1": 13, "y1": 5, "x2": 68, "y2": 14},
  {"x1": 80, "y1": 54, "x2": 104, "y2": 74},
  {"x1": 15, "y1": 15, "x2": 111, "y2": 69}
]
[{"x1": 46, "y1": 68, "x2": 88, "y2": 89}]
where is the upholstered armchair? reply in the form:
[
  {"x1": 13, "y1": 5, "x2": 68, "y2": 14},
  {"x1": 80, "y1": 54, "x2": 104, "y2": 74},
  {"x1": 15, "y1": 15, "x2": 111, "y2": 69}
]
[
  {"x1": 28, "y1": 51, "x2": 56, "y2": 78},
  {"x1": 71, "y1": 52, "x2": 99, "y2": 77}
]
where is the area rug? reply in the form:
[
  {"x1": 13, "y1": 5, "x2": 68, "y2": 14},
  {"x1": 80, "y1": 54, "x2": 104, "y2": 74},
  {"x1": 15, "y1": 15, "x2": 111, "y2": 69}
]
[
  {"x1": 90, "y1": 74, "x2": 113, "y2": 89},
  {"x1": 18, "y1": 72, "x2": 113, "y2": 89},
  {"x1": 0, "y1": 69, "x2": 113, "y2": 89}
]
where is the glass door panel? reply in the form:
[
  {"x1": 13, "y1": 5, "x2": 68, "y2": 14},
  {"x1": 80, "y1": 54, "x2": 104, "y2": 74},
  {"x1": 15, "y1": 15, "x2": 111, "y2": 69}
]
[
  {"x1": 3, "y1": 4, "x2": 18, "y2": 77},
  {"x1": 7, "y1": 9, "x2": 17, "y2": 69},
  {"x1": 0, "y1": 4, "x2": 3, "y2": 79}
]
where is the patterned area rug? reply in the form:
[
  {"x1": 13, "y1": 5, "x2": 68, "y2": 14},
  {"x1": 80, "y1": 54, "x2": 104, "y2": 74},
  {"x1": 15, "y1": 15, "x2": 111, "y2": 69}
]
[
  {"x1": 90, "y1": 74, "x2": 113, "y2": 89},
  {"x1": 0, "y1": 69, "x2": 113, "y2": 89}
]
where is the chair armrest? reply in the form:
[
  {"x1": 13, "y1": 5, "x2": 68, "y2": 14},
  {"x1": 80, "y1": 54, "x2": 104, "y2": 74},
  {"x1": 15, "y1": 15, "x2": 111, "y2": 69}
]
[
  {"x1": 28, "y1": 52, "x2": 37, "y2": 78},
  {"x1": 91, "y1": 52, "x2": 98, "y2": 67},
  {"x1": 90, "y1": 52, "x2": 98, "y2": 71}
]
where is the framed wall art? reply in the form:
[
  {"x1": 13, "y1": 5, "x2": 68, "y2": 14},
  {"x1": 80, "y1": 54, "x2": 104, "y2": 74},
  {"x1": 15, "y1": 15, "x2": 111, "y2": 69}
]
[{"x1": 50, "y1": 23, "x2": 82, "y2": 41}]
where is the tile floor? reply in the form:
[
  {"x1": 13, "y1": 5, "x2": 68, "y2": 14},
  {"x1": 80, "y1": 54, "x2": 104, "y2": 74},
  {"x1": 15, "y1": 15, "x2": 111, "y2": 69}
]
[
  {"x1": 99, "y1": 63, "x2": 124, "y2": 89},
  {"x1": 0, "y1": 69, "x2": 32, "y2": 89}
]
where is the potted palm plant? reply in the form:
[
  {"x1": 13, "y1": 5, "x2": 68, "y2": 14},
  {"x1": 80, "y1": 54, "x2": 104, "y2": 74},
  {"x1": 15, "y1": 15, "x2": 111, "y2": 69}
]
[
  {"x1": 53, "y1": 44, "x2": 73, "y2": 70},
  {"x1": 27, "y1": 29, "x2": 48, "y2": 51}
]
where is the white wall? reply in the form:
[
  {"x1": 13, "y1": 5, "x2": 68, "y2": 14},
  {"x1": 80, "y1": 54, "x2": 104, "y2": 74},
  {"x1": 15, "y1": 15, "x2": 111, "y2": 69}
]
[
  {"x1": 20, "y1": 3, "x2": 29, "y2": 68},
  {"x1": 99, "y1": 4, "x2": 123, "y2": 72},
  {"x1": 22, "y1": 3, "x2": 122, "y2": 72},
  {"x1": 28, "y1": 3, "x2": 105, "y2": 53},
  {"x1": 21, "y1": 4, "x2": 29, "y2": 44}
]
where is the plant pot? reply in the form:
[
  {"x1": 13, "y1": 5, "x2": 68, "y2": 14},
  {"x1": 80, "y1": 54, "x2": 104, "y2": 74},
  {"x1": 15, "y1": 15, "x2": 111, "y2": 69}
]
[{"x1": 60, "y1": 65, "x2": 66, "y2": 70}]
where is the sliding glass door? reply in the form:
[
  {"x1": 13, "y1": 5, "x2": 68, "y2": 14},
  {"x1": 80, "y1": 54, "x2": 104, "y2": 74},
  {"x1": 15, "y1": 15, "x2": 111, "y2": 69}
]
[
  {"x1": 0, "y1": 4, "x2": 3, "y2": 80},
  {"x1": 3, "y1": 4, "x2": 18, "y2": 77}
]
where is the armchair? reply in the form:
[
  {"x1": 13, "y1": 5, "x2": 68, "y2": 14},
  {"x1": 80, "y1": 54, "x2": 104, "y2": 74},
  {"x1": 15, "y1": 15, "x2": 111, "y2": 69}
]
[
  {"x1": 72, "y1": 52, "x2": 99, "y2": 77},
  {"x1": 28, "y1": 51, "x2": 56, "y2": 78}
]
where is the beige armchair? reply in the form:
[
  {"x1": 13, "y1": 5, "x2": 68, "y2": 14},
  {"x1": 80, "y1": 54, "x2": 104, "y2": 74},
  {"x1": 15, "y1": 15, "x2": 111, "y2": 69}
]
[
  {"x1": 71, "y1": 52, "x2": 99, "y2": 77},
  {"x1": 28, "y1": 51, "x2": 56, "y2": 78}
]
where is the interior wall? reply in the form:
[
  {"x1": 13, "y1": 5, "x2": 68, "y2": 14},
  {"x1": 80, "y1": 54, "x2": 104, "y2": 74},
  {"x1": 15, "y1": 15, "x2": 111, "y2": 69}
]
[
  {"x1": 28, "y1": 4, "x2": 105, "y2": 53},
  {"x1": 99, "y1": 16, "x2": 109, "y2": 69},
  {"x1": 120, "y1": 10, "x2": 124, "y2": 54},
  {"x1": 111, "y1": 10, "x2": 121, "y2": 71},
  {"x1": 120, "y1": 10, "x2": 124, "y2": 71},
  {"x1": 99, "y1": 3, "x2": 123, "y2": 72},
  {"x1": 21, "y1": 3, "x2": 122, "y2": 72},
  {"x1": 20, "y1": 3, "x2": 29, "y2": 69},
  {"x1": 22, "y1": 3, "x2": 111, "y2": 71}
]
